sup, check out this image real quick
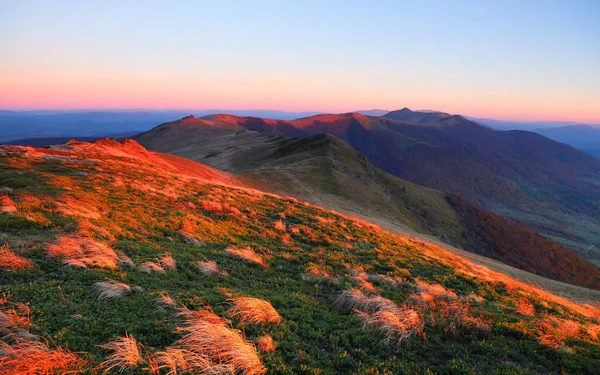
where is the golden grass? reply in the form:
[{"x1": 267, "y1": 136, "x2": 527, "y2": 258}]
[
  {"x1": 201, "y1": 200, "x2": 224, "y2": 212},
  {"x1": 159, "y1": 252, "x2": 177, "y2": 271},
  {"x1": 225, "y1": 246, "x2": 267, "y2": 268},
  {"x1": 175, "y1": 309, "x2": 266, "y2": 375},
  {"x1": 367, "y1": 274, "x2": 403, "y2": 288},
  {"x1": 409, "y1": 280, "x2": 457, "y2": 307},
  {"x1": 515, "y1": 298, "x2": 535, "y2": 316},
  {"x1": 427, "y1": 299, "x2": 490, "y2": 334},
  {"x1": 57, "y1": 197, "x2": 101, "y2": 219},
  {"x1": 355, "y1": 307, "x2": 424, "y2": 344},
  {"x1": 0, "y1": 303, "x2": 32, "y2": 341},
  {"x1": 256, "y1": 334, "x2": 276, "y2": 352},
  {"x1": 274, "y1": 220, "x2": 286, "y2": 232},
  {"x1": 99, "y1": 333, "x2": 145, "y2": 373},
  {"x1": 46, "y1": 235, "x2": 118, "y2": 269},
  {"x1": 0, "y1": 243, "x2": 33, "y2": 271},
  {"x1": 0, "y1": 303, "x2": 84, "y2": 374},
  {"x1": 228, "y1": 297, "x2": 282, "y2": 325},
  {"x1": 91, "y1": 279, "x2": 132, "y2": 300},
  {"x1": 302, "y1": 263, "x2": 339, "y2": 285},
  {"x1": 334, "y1": 289, "x2": 399, "y2": 314},
  {"x1": 138, "y1": 261, "x2": 166, "y2": 274},
  {"x1": 157, "y1": 292, "x2": 177, "y2": 307},
  {"x1": 349, "y1": 266, "x2": 377, "y2": 293},
  {"x1": 177, "y1": 306, "x2": 229, "y2": 326},
  {"x1": 0, "y1": 195, "x2": 17, "y2": 214},
  {"x1": 194, "y1": 260, "x2": 228, "y2": 277},
  {"x1": 0, "y1": 337, "x2": 84, "y2": 375},
  {"x1": 153, "y1": 347, "x2": 212, "y2": 375}
]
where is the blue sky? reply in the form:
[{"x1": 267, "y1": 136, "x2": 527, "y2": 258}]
[{"x1": 1, "y1": 0, "x2": 599, "y2": 121}]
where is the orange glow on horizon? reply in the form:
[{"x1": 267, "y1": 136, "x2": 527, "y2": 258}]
[{"x1": 1, "y1": 74, "x2": 599, "y2": 124}]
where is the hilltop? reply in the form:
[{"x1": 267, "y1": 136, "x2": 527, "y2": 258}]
[
  {"x1": 1, "y1": 139, "x2": 599, "y2": 374},
  {"x1": 137, "y1": 110, "x2": 600, "y2": 263},
  {"x1": 137, "y1": 120, "x2": 600, "y2": 288}
]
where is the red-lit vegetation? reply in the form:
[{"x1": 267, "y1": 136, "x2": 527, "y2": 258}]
[
  {"x1": 228, "y1": 297, "x2": 282, "y2": 325},
  {"x1": 0, "y1": 140, "x2": 598, "y2": 374},
  {"x1": 0, "y1": 243, "x2": 32, "y2": 271},
  {"x1": 46, "y1": 235, "x2": 118, "y2": 269},
  {"x1": 447, "y1": 194, "x2": 600, "y2": 289},
  {"x1": 225, "y1": 246, "x2": 268, "y2": 268}
]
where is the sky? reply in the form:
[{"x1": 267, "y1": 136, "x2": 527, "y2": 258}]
[{"x1": 1, "y1": 0, "x2": 599, "y2": 122}]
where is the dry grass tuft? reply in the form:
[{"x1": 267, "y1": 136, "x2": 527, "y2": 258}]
[
  {"x1": 334, "y1": 289, "x2": 399, "y2": 314},
  {"x1": 159, "y1": 252, "x2": 176, "y2": 271},
  {"x1": 225, "y1": 246, "x2": 267, "y2": 268},
  {"x1": 273, "y1": 220, "x2": 286, "y2": 232},
  {"x1": 0, "y1": 337, "x2": 85, "y2": 374},
  {"x1": 157, "y1": 292, "x2": 177, "y2": 307},
  {"x1": 427, "y1": 299, "x2": 491, "y2": 334},
  {"x1": 515, "y1": 298, "x2": 535, "y2": 316},
  {"x1": 0, "y1": 243, "x2": 33, "y2": 271},
  {"x1": 228, "y1": 297, "x2": 282, "y2": 325},
  {"x1": 177, "y1": 306, "x2": 229, "y2": 326},
  {"x1": 176, "y1": 309, "x2": 266, "y2": 375},
  {"x1": 256, "y1": 334, "x2": 276, "y2": 352},
  {"x1": 46, "y1": 235, "x2": 118, "y2": 269},
  {"x1": 99, "y1": 333, "x2": 145, "y2": 373},
  {"x1": 355, "y1": 307, "x2": 424, "y2": 344},
  {"x1": 410, "y1": 280, "x2": 457, "y2": 307},
  {"x1": 0, "y1": 303, "x2": 84, "y2": 374},
  {"x1": 91, "y1": 279, "x2": 132, "y2": 300},
  {"x1": 138, "y1": 261, "x2": 166, "y2": 274},
  {"x1": 536, "y1": 317, "x2": 585, "y2": 350},
  {"x1": 367, "y1": 273, "x2": 403, "y2": 288},
  {"x1": 194, "y1": 260, "x2": 228, "y2": 277},
  {"x1": 153, "y1": 347, "x2": 212, "y2": 375},
  {"x1": 0, "y1": 195, "x2": 17, "y2": 214},
  {"x1": 302, "y1": 263, "x2": 339, "y2": 285},
  {"x1": 201, "y1": 200, "x2": 224, "y2": 212},
  {"x1": 349, "y1": 267, "x2": 377, "y2": 293},
  {"x1": 0, "y1": 303, "x2": 32, "y2": 341}
]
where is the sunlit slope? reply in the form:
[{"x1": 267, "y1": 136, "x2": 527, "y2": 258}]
[
  {"x1": 137, "y1": 120, "x2": 600, "y2": 289},
  {"x1": 1, "y1": 140, "x2": 599, "y2": 374},
  {"x1": 138, "y1": 111, "x2": 600, "y2": 262}
]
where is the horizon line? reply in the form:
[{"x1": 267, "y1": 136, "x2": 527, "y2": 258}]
[{"x1": 1, "y1": 107, "x2": 599, "y2": 125}]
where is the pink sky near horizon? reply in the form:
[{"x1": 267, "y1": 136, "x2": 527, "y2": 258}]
[
  {"x1": 2, "y1": 69, "x2": 599, "y2": 123},
  {"x1": 2, "y1": 1, "x2": 599, "y2": 124},
  {"x1": 2, "y1": 88, "x2": 598, "y2": 124}
]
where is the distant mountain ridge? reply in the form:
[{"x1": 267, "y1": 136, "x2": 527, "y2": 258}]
[
  {"x1": 138, "y1": 110, "x2": 600, "y2": 263},
  {"x1": 136, "y1": 116, "x2": 600, "y2": 287}
]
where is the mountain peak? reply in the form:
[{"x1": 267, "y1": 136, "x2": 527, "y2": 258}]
[{"x1": 383, "y1": 108, "x2": 451, "y2": 123}]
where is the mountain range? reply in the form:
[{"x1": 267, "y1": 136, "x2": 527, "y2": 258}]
[{"x1": 136, "y1": 110, "x2": 600, "y2": 265}]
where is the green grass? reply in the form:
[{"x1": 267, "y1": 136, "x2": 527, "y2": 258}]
[{"x1": 1, "y1": 145, "x2": 599, "y2": 374}]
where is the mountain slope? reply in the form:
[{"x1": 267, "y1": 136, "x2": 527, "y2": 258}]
[
  {"x1": 143, "y1": 111, "x2": 600, "y2": 261},
  {"x1": 1, "y1": 139, "x2": 599, "y2": 374},
  {"x1": 535, "y1": 125, "x2": 600, "y2": 159},
  {"x1": 137, "y1": 120, "x2": 600, "y2": 288}
]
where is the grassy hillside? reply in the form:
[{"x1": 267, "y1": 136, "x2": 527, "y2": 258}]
[
  {"x1": 1, "y1": 140, "x2": 599, "y2": 374},
  {"x1": 137, "y1": 122, "x2": 600, "y2": 289},
  {"x1": 142, "y1": 111, "x2": 600, "y2": 263}
]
